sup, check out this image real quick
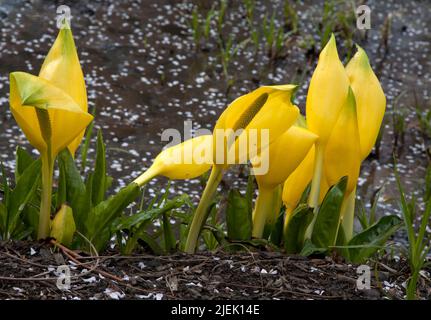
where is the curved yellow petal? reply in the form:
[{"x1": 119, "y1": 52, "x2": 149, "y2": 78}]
[
  {"x1": 324, "y1": 87, "x2": 361, "y2": 194},
  {"x1": 282, "y1": 146, "x2": 315, "y2": 214},
  {"x1": 253, "y1": 126, "x2": 318, "y2": 189},
  {"x1": 214, "y1": 85, "x2": 299, "y2": 165},
  {"x1": 134, "y1": 135, "x2": 213, "y2": 186},
  {"x1": 306, "y1": 34, "x2": 350, "y2": 143},
  {"x1": 346, "y1": 45, "x2": 386, "y2": 160},
  {"x1": 10, "y1": 72, "x2": 93, "y2": 157},
  {"x1": 39, "y1": 27, "x2": 88, "y2": 155}
]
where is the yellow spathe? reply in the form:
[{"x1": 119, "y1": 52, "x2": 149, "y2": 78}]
[
  {"x1": 253, "y1": 126, "x2": 318, "y2": 189},
  {"x1": 213, "y1": 85, "x2": 299, "y2": 166},
  {"x1": 39, "y1": 27, "x2": 88, "y2": 155},
  {"x1": 306, "y1": 34, "x2": 350, "y2": 144},
  {"x1": 9, "y1": 72, "x2": 93, "y2": 159},
  {"x1": 346, "y1": 45, "x2": 386, "y2": 160},
  {"x1": 134, "y1": 135, "x2": 213, "y2": 186}
]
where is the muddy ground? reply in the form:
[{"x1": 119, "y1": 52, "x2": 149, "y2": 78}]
[{"x1": 0, "y1": 241, "x2": 430, "y2": 300}]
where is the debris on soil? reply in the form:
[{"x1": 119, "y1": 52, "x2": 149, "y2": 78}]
[{"x1": 0, "y1": 241, "x2": 429, "y2": 300}]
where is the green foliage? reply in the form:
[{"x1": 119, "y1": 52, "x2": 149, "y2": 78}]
[
  {"x1": 284, "y1": 205, "x2": 313, "y2": 254},
  {"x1": 311, "y1": 176, "x2": 347, "y2": 248},
  {"x1": 278, "y1": 177, "x2": 402, "y2": 261},
  {"x1": 226, "y1": 189, "x2": 252, "y2": 241},
  {"x1": 112, "y1": 193, "x2": 190, "y2": 255},
  {"x1": 395, "y1": 164, "x2": 431, "y2": 300},
  {"x1": 347, "y1": 215, "x2": 402, "y2": 263},
  {"x1": 0, "y1": 151, "x2": 41, "y2": 240},
  {"x1": 57, "y1": 132, "x2": 140, "y2": 252}
]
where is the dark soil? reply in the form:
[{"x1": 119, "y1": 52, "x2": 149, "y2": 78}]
[{"x1": 0, "y1": 241, "x2": 429, "y2": 300}]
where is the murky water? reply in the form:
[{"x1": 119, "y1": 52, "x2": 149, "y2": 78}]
[{"x1": 0, "y1": 0, "x2": 430, "y2": 238}]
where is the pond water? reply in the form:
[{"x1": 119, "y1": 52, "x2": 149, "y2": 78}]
[{"x1": 0, "y1": 0, "x2": 430, "y2": 239}]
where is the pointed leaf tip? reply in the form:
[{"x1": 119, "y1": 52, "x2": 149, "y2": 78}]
[{"x1": 321, "y1": 33, "x2": 339, "y2": 60}]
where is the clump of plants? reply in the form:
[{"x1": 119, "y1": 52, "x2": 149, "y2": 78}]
[{"x1": 1, "y1": 20, "x2": 429, "y2": 300}]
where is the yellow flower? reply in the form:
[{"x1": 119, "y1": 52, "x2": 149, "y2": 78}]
[
  {"x1": 253, "y1": 126, "x2": 318, "y2": 189},
  {"x1": 133, "y1": 135, "x2": 213, "y2": 186},
  {"x1": 9, "y1": 25, "x2": 92, "y2": 239},
  {"x1": 39, "y1": 27, "x2": 89, "y2": 155},
  {"x1": 9, "y1": 72, "x2": 93, "y2": 159},
  {"x1": 185, "y1": 85, "x2": 299, "y2": 253},
  {"x1": 282, "y1": 147, "x2": 329, "y2": 231},
  {"x1": 213, "y1": 85, "x2": 299, "y2": 166},
  {"x1": 251, "y1": 125, "x2": 318, "y2": 238},
  {"x1": 338, "y1": 46, "x2": 386, "y2": 241},
  {"x1": 324, "y1": 87, "x2": 361, "y2": 196},
  {"x1": 306, "y1": 34, "x2": 350, "y2": 144},
  {"x1": 305, "y1": 34, "x2": 350, "y2": 211},
  {"x1": 346, "y1": 45, "x2": 386, "y2": 160}
]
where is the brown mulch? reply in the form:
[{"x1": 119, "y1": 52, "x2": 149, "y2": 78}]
[{"x1": 0, "y1": 241, "x2": 429, "y2": 300}]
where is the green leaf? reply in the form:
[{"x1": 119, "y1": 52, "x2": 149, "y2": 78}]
[
  {"x1": 226, "y1": 189, "x2": 252, "y2": 241},
  {"x1": 136, "y1": 232, "x2": 163, "y2": 255},
  {"x1": 348, "y1": 215, "x2": 402, "y2": 263},
  {"x1": 269, "y1": 208, "x2": 285, "y2": 246},
  {"x1": 111, "y1": 194, "x2": 187, "y2": 232},
  {"x1": 0, "y1": 203, "x2": 7, "y2": 238},
  {"x1": 284, "y1": 204, "x2": 314, "y2": 254},
  {"x1": 300, "y1": 238, "x2": 327, "y2": 256},
  {"x1": 1, "y1": 163, "x2": 10, "y2": 209},
  {"x1": 50, "y1": 204, "x2": 76, "y2": 247},
  {"x1": 57, "y1": 160, "x2": 67, "y2": 208},
  {"x1": 7, "y1": 159, "x2": 41, "y2": 235},
  {"x1": 92, "y1": 130, "x2": 107, "y2": 206},
  {"x1": 22, "y1": 205, "x2": 39, "y2": 238},
  {"x1": 245, "y1": 174, "x2": 254, "y2": 214},
  {"x1": 163, "y1": 211, "x2": 176, "y2": 252},
  {"x1": 87, "y1": 183, "x2": 141, "y2": 250},
  {"x1": 58, "y1": 149, "x2": 90, "y2": 233},
  {"x1": 80, "y1": 114, "x2": 95, "y2": 172},
  {"x1": 15, "y1": 146, "x2": 35, "y2": 182},
  {"x1": 335, "y1": 224, "x2": 349, "y2": 258},
  {"x1": 311, "y1": 176, "x2": 347, "y2": 248}
]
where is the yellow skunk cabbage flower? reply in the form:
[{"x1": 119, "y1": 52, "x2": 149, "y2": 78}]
[
  {"x1": 251, "y1": 126, "x2": 318, "y2": 238},
  {"x1": 306, "y1": 34, "x2": 350, "y2": 144},
  {"x1": 213, "y1": 85, "x2": 299, "y2": 165},
  {"x1": 133, "y1": 135, "x2": 213, "y2": 186},
  {"x1": 39, "y1": 26, "x2": 89, "y2": 156},
  {"x1": 346, "y1": 45, "x2": 386, "y2": 161},
  {"x1": 185, "y1": 85, "x2": 299, "y2": 253},
  {"x1": 324, "y1": 87, "x2": 361, "y2": 196},
  {"x1": 9, "y1": 72, "x2": 93, "y2": 159},
  {"x1": 9, "y1": 26, "x2": 92, "y2": 239},
  {"x1": 306, "y1": 34, "x2": 350, "y2": 212},
  {"x1": 282, "y1": 147, "x2": 329, "y2": 232},
  {"x1": 324, "y1": 87, "x2": 361, "y2": 241},
  {"x1": 339, "y1": 46, "x2": 386, "y2": 241}
]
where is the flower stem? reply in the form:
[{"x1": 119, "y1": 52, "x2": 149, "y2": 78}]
[
  {"x1": 341, "y1": 188, "x2": 356, "y2": 242},
  {"x1": 305, "y1": 142, "x2": 325, "y2": 239},
  {"x1": 184, "y1": 166, "x2": 223, "y2": 253},
  {"x1": 38, "y1": 151, "x2": 54, "y2": 239},
  {"x1": 407, "y1": 268, "x2": 420, "y2": 300},
  {"x1": 252, "y1": 186, "x2": 282, "y2": 238},
  {"x1": 133, "y1": 166, "x2": 160, "y2": 187}
]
